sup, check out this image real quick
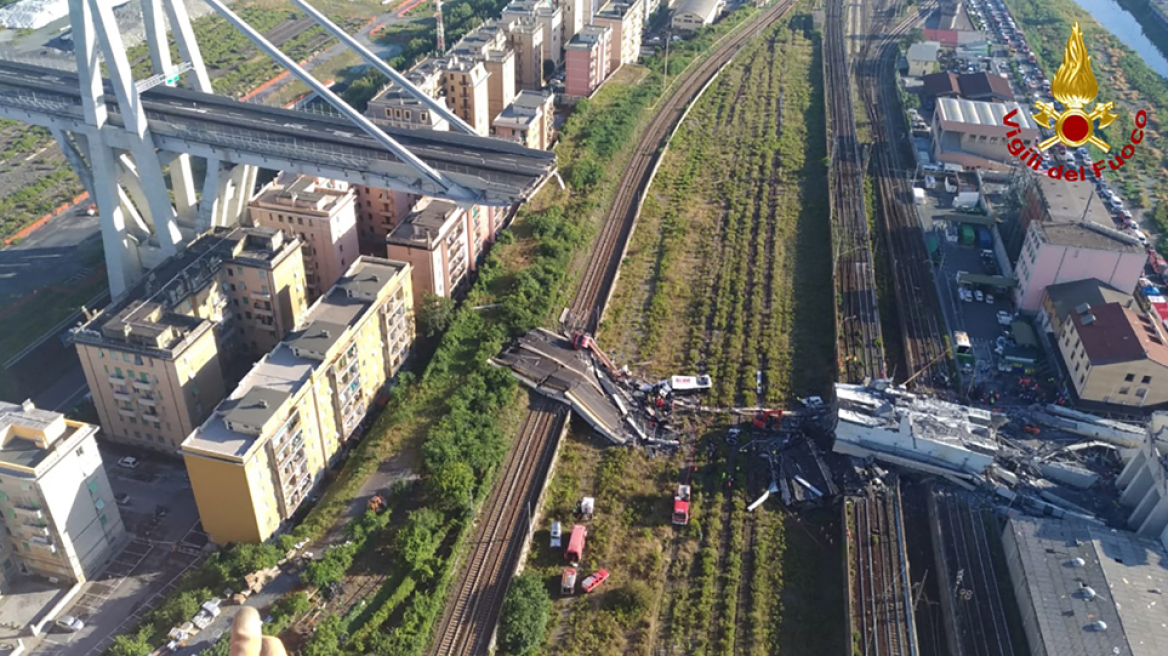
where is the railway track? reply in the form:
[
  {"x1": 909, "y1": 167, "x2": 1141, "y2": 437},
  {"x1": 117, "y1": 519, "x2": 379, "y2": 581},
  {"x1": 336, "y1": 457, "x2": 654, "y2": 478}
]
[
  {"x1": 430, "y1": 403, "x2": 566, "y2": 656},
  {"x1": 850, "y1": 485, "x2": 916, "y2": 656},
  {"x1": 825, "y1": 0, "x2": 886, "y2": 383},
  {"x1": 567, "y1": 0, "x2": 798, "y2": 334},
  {"x1": 858, "y1": 0, "x2": 950, "y2": 387},
  {"x1": 429, "y1": 5, "x2": 803, "y2": 655}
]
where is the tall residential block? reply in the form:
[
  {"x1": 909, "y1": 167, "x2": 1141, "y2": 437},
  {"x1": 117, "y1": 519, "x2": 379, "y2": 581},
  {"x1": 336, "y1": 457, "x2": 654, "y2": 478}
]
[
  {"x1": 73, "y1": 228, "x2": 307, "y2": 453},
  {"x1": 386, "y1": 200, "x2": 493, "y2": 298},
  {"x1": 249, "y1": 175, "x2": 361, "y2": 300},
  {"x1": 559, "y1": 0, "x2": 589, "y2": 44},
  {"x1": 565, "y1": 24, "x2": 613, "y2": 98},
  {"x1": 594, "y1": 0, "x2": 644, "y2": 72},
  {"x1": 364, "y1": 63, "x2": 449, "y2": 132},
  {"x1": 448, "y1": 21, "x2": 517, "y2": 123},
  {"x1": 441, "y1": 57, "x2": 492, "y2": 135},
  {"x1": 1013, "y1": 219, "x2": 1146, "y2": 311},
  {"x1": 182, "y1": 258, "x2": 415, "y2": 544},
  {"x1": 493, "y1": 90, "x2": 555, "y2": 150},
  {"x1": 0, "y1": 401, "x2": 127, "y2": 586},
  {"x1": 510, "y1": 18, "x2": 547, "y2": 90},
  {"x1": 354, "y1": 186, "x2": 418, "y2": 251}
]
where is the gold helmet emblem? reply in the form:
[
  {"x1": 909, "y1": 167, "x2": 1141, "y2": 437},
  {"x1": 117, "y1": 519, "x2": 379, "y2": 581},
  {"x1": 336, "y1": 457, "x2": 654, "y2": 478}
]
[{"x1": 1031, "y1": 22, "x2": 1119, "y2": 151}]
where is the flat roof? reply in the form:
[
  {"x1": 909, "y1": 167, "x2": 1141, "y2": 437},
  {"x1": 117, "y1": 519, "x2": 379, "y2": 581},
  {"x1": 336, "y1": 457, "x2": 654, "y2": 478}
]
[
  {"x1": 1005, "y1": 515, "x2": 1168, "y2": 656},
  {"x1": 907, "y1": 41, "x2": 941, "y2": 61},
  {"x1": 1071, "y1": 303, "x2": 1168, "y2": 368},
  {"x1": 0, "y1": 401, "x2": 88, "y2": 470},
  {"x1": 387, "y1": 200, "x2": 461, "y2": 249},
  {"x1": 936, "y1": 97, "x2": 1037, "y2": 130},
  {"x1": 1038, "y1": 176, "x2": 1115, "y2": 225},
  {"x1": 1037, "y1": 221, "x2": 1144, "y2": 254}
]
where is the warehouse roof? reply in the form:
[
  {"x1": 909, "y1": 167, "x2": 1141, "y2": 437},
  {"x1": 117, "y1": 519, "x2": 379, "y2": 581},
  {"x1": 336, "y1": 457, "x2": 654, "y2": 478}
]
[
  {"x1": 673, "y1": 0, "x2": 721, "y2": 18},
  {"x1": 907, "y1": 41, "x2": 941, "y2": 62},
  {"x1": 1037, "y1": 221, "x2": 1144, "y2": 253},
  {"x1": 936, "y1": 97, "x2": 1037, "y2": 130},
  {"x1": 1004, "y1": 515, "x2": 1168, "y2": 656},
  {"x1": 1071, "y1": 302, "x2": 1168, "y2": 368}
]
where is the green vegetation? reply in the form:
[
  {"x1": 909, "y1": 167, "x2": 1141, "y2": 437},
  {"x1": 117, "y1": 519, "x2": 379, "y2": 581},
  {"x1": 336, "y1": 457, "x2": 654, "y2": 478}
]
[
  {"x1": 497, "y1": 572, "x2": 552, "y2": 655},
  {"x1": 599, "y1": 13, "x2": 833, "y2": 405}
]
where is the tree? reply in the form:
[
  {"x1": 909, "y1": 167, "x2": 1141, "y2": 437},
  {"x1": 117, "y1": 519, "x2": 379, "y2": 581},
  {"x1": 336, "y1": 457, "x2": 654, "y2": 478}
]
[
  {"x1": 394, "y1": 507, "x2": 445, "y2": 577},
  {"x1": 303, "y1": 616, "x2": 344, "y2": 656},
  {"x1": 497, "y1": 573, "x2": 551, "y2": 655},
  {"x1": 152, "y1": 589, "x2": 207, "y2": 633},
  {"x1": 108, "y1": 627, "x2": 153, "y2": 656},
  {"x1": 543, "y1": 59, "x2": 556, "y2": 81},
  {"x1": 427, "y1": 460, "x2": 476, "y2": 510},
  {"x1": 416, "y1": 292, "x2": 456, "y2": 338}
]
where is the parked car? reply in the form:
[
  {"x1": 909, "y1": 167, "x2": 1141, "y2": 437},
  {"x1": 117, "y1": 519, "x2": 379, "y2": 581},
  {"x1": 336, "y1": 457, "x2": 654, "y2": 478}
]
[
  {"x1": 581, "y1": 569, "x2": 610, "y2": 593},
  {"x1": 117, "y1": 456, "x2": 139, "y2": 469},
  {"x1": 975, "y1": 289, "x2": 985, "y2": 302},
  {"x1": 997, "y1": 310, "x2": 1014, "y2": 325},
  {"x1": 985, "y1": 293, "x2": 995, "y2": 304},
  {"x1": 114, "y1": 493, "x2": 131, "y2": 506},
  {"x1": 55, "y1": 616, "x2": 84, "y2": 632},
  {"x1": 550, "y1": 521, "x2": 562, "y2": 549}
]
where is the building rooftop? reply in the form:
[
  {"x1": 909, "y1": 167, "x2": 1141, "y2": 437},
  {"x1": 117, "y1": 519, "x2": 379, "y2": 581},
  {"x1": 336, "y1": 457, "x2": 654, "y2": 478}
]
[
  {"x1": 251, "y1": 175, "x2": 350, "y2": 217},
  {"x1": 922, "y1": 71, "x2": 961, "y2": 97},
  {"x1": 1037, "y1": 176, "x2": 1116, "y2": 225},
  {"x1": 0, "y1": 401, "x2": 94, "y2": 471},
  {"x1": 494, "y1": 91, "x2": 548, "y2": 130},
  {"x1": 1036, "y1": 221, "x2": 1144, "y2": 254},
  {"x1": 567, "y1": 23, "x2": 611, "y2": 48},
  {"x1": 1045, "y1": 279, "x2": 1135, "y2": 322},
  {"x1": 906, "y1": 41, "x2": 941, "y2": 62},
  {"x1": 935, "y1": 97, "x2": 1037, "y2": 130},
  {"x1": 958, "y1": 72, "x2": 1014, "y2": 100},
  {"x1": 182, "y1": 258, "x2": 408, "y2": 460},
  {"x1": 1005, "y1": 515, "x2": 1168, "y2": 656},
  {"x1": 673, "y1": 0, "x2": 721, "y2": 17},
  {"x1": 71, "y1": 227, "x2": 300, "y2": 356},
  {"x1": 387, "y1": 200, "x2": 462, "y2": 249},
  {"x1": 596, "y1": 0, "x2": 641, "y2": 20},
  {"x1": 1070, "y1": 303, "x2": 1168, "y2": 368}
]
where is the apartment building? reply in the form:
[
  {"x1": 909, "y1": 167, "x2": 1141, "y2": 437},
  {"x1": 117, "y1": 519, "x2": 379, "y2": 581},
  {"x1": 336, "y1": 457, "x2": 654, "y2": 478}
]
[
  {"x1": 1056, "y1": 302, "x2": 1168, "y2": 409},
  {"x1": 504, "y1": 0, "x2": 564, "y2": 66},
  {"x1": 1014, "y1": 220, "x2": 1146, "y2": 311},
  {"x1": 364, "y1": 63, "x2": 450, "y2": 132},
  {"x1": 182, "y1": 258, "x2": 415, "y2": 545},
  {"x1": 73, "y1": 228, "x2": 307, "y2": 452},
  {"x1": 0, "y1": 401, "x2": 127, "y2": 587},
  {"x1": 594, "y1": 0, "x2": 644, "y2": 72},
  {"x1": 559, "y1": 0, "x2": 590, "y2": 44},
  {"x1": 565, "y1": 24, "x2": 613, "y2": 98},
  {"x1": 354, "y1": 186, "x2": 417, "y2": 251},
  {"x1": 509, "y1": 18, "x2": 547, "y2": 90},
  {"x1": 493, "y1": 90, "x2": 555, "y2": 150},
  {"x1": 447, "y1": 21, "x2": 518, "y2": 124},
  {"x1": 440, "y1": 56, "x2": 492, "y2": 135},
  {"x1": 249, "y1": 175, "x2": 360, "y2": 300},
  {"x1": 385, "y1": 200, "x2": 495, "y2": 298}
]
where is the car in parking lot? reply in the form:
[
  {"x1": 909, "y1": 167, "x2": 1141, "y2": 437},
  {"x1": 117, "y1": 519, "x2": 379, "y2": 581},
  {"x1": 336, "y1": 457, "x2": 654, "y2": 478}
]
[
  {"x1": 997, "y1": 310, "x2": 1014, "y2": 325},
  {"x1": 959, "y1": 288, "x2": 974, "y2": 302},
  {"x1": 581, "y1": 569, "x2": 610, "y2": 593},
  {"x1": 115, "y1": 493, "x2": 131, "y2": 506},
  {"x1": 975, "y1": 289, "x2": 985, "y2": 302},
  {"x1": 55, "y1": 616, "x2": 84, "y2": 632},
  {"x1": 117, "y1": 456, "x2": 139, "y2": 469}
]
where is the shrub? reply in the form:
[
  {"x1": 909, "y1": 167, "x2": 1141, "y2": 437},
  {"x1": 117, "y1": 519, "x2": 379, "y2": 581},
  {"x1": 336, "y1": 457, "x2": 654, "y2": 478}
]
[{"x1": 497, "y1": 573, "x2": 551, "y2": 655}]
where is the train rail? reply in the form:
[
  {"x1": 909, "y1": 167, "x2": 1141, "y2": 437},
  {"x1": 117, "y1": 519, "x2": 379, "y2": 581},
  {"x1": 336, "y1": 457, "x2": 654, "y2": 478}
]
[
  {"x1": 429, "y1": 3, "x2": 800, "y2": 655},
  {"x1": 825, "y1": 0, "x2": 886, "y2": 383},
  {"x1": 567, "y1": 0, "x2": 798, "y2": 333},
  {"x1": 430, "y1": 403, "x2": 566, "y2": 656},
  {"x1": 857, "y1": 0, "x2": 950, "y2": 386},
  {"x1": 849, "y1": 484, "x2": 917, "y2": 656}
]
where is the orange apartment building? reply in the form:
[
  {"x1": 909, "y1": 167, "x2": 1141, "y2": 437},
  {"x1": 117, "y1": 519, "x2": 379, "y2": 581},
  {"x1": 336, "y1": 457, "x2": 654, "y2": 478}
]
[
  {"x1": 385, "y1": 200, "x2": 495, "y2": 298},
  {"x1": 565, "y1": 23, "x2": 612, "y2": 98},
  {"x1": 248, "y1": 174, "x2": 360, "y2": 301},
  {"x1": 72, "y1": 228, "x2": 307, "y2": 453},
  {"x1": 493, "y1": 90, "x2": 555, "y2": 150}
]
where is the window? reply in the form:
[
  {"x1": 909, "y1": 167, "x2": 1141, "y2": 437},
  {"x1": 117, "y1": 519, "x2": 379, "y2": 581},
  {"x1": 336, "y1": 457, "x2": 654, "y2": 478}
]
[
  {"x1": 134, "y1": 354, "x2": 143, "y2": 366},
  {"x1": 1119, "y1": 387, "x2": 1130, "y2": 395},
  {"x1": 98, "y1": 349, "x2": 104, "y2": 358},
  {"x1": 259, "y1": 270, "x2": 266, "y2": 279},
  {"x1": 87, "y1": 480, "x2": 98, "y2": 494},
  {"x1": 123, "y1": 353, "x2": 131, "y2": 362},
  {"x1": 95, "y1": 498, "x2": 105, "y2": 510},
  {"x1": 21, "y1": 542, "x2": 29, "y2": 552},
  {"x1": 1142, "y1": 375, "x2": 1152, "y2": 384},
  {"x1": 1136, "y1": 388, "x2": 1148, "y2": 398},
  {"x1": 140, "y1": 373, "x2": 148, "y2": 382},
  {"x1": 1125, "y1": 373, "x2": 1135, "y2": 382},
  {"x1": 0, "y1": 491, "x2": 6, "y2": 502},
  {"x1": 75, "y1": 447, "x2": 84, "y2": 457},
  {"x1": 99, "y1": 514, "x2": 108, "y2": 528},
  {"x1": 227, "y1": 267, "x2": 234, "y2": 276},
  {"x1": 134, "y1": 430, "x2": 141, "y2": 438},
  {"x1": 1074, "y1": 363, "x2": 1080, "y2": 373},
  {"x1": 297, "y1": 217, "x2": 304, "y2": 225},
  {"x1": 261, "y1": 285, "x2": 269, "y2": 294}
]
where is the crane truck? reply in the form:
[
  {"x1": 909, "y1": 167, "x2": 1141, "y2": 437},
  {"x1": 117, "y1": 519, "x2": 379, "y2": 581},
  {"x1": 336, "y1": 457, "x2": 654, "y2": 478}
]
[{"x1": 672, "y1": 484, "x2": 691, "y2": 525}]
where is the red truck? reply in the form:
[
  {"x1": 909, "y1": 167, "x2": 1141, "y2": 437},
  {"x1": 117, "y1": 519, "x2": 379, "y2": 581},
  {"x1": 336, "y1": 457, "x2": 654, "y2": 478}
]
[
  {"x1": 565, "y1": 524, "x2": 587, "y2": 562},
  {"x1": 672, "y1": 485, "x2": 691, "y2": 525}
]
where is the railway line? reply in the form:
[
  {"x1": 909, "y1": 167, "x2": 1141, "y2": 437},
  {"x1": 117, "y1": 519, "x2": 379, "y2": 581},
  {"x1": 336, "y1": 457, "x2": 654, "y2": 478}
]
[
  {"x1": 858, "y1": 0, "x2": 950, "y2": 387},
  {"x1": 824, "y1": 0, "x2": 886, "y2": 383},
  {"x1": 567, "y1": 0, "x2": 797, "y2": 333},
  {"x1": 429, "y1": 3, "x2": 801, "y2": 655},
  {"x1": 849, "y1": 484, "x2": 917, "y2": 656},
  {"x1": 430, "y1": 402, "x2": 566, "y2": 656}
]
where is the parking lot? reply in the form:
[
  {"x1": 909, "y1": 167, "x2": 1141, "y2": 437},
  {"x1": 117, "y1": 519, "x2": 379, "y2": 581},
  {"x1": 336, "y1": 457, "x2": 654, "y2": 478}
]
[{"x1": 25, "y1": 449, "x2": 208, "y2": 656}]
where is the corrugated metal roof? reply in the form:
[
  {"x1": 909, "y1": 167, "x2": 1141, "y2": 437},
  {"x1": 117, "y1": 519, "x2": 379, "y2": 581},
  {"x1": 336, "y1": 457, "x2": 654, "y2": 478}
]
[{"x1": 936, "y1": 98, "x2": 1037, "y2": 130}]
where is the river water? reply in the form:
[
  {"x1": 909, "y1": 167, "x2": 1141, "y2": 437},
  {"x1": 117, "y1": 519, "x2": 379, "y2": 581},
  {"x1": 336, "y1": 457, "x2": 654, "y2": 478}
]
[{"x1": 1065, "y1": 0, "x2": 1168, "y2": 78}]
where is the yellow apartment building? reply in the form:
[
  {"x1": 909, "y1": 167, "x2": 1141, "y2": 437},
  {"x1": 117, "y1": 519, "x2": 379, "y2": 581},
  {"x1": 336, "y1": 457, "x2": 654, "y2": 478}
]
[
  {"x1": 492, "y1": 90, "x2": 555, "y2": 150},
  {"x1": 73, "y1": 228, "x2": 306, "y2": 453},
  {"x1": 181, "y1": 257, "x2": 415, "y2": 544},
  {"x1": 1058, "y1": 302, "x2": 1168, "y2": 409},
  {"x1": 441, "y1": 57, "x2": 492, "y2": 136},
  {"x1": 249, "y1": 175, "x2": 361, "y2": 300}
]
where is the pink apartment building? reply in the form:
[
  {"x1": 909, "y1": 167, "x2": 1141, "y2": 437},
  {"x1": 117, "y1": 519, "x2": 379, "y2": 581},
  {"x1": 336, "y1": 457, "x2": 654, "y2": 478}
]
[
  {"x1": 565, "y1": 24, "x2": 612, "y2": 98},
  {"x1": 1014, "y1": 220, "x2": 1147, "y2": 311},
  {"x1": 384, "y1": 200, "x2": 497, "y2": 298}
]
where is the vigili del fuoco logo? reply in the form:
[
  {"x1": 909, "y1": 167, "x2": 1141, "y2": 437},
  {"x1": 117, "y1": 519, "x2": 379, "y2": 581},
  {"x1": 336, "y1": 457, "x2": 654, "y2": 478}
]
[{"x1": 1002, "y1": 21, "x2": 1148, "y2": 181}]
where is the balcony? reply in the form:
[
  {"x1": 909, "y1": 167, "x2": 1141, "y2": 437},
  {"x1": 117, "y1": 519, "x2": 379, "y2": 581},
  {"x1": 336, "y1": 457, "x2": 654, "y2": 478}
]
[
  {"x1": 13, "y1": 506, "x2": 43, "y2": 520},
  {"x1": 137, "y1": 395, "x2": 157, "y2": 407},
  {"x1": 118, "y1": 406, "x2": 137, "y2": 418},
  {"x1": 112, "y1": 390, "x2": 132, "y2": 402},
  {"x1": 107, "y1": 374, "x2": 126, "y2": 385},
  {"x1": 29, "y1": 536, "x2": 56, "y2": 554},
  {"x1": 132, "y1": 378, "x2": 154, "y2": 392},
  {"x1": 24, "y1": 523, "x2": 49, "y2": 537}
]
